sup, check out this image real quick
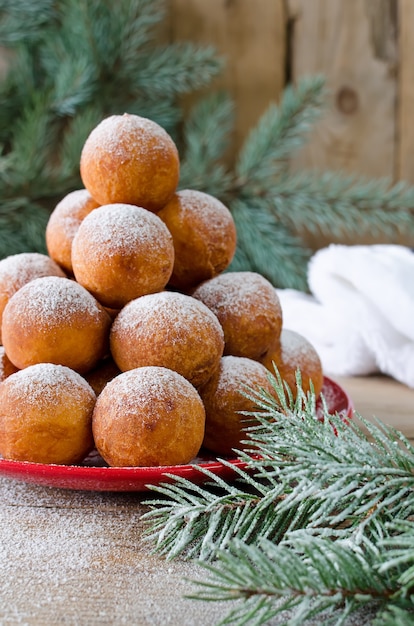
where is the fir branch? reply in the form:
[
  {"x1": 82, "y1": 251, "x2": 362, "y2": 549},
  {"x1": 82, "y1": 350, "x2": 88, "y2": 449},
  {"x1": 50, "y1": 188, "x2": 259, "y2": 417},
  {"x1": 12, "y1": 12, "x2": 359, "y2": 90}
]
[
  {"x1": 179, "y1": 92, "x2": 235, "y2": 197},
  {"x1": 229, "y1": 199, "x2": 311, "y2": 291},
  {"x1": 134, "y1": 43, "x2": 223, "y2": 98},
  {"x1": 144, "y1": 373, "x2": 414, "y2": 624},
  {"x1": 235, "y1": 75, "x2": 326, "y2": 189},
  {"x1": 0, "y1": 0, "x2": 56, "y2": 44},
  {"x1": 270, "y1": 171, "x2": 414, "y2": 240},
  {"x1": 189, "y1": 536, "x2": 399, "y2": 626}
]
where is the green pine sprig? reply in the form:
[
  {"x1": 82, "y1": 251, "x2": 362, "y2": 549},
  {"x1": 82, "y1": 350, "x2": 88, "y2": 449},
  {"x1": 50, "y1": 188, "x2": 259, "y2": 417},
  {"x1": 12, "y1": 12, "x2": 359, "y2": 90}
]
[
  {"x1": 0, "y1": 0, "x2": 222, "y2": 257},
  {"x1": 142, "y1": 372, "x2": 414, "y2": 624}
]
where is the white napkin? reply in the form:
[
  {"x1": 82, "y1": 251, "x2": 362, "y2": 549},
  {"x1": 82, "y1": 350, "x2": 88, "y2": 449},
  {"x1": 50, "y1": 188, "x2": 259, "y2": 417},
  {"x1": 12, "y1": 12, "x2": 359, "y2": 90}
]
[{"x1": 276, "y1": 244, "x2": 414, "y2": 387}]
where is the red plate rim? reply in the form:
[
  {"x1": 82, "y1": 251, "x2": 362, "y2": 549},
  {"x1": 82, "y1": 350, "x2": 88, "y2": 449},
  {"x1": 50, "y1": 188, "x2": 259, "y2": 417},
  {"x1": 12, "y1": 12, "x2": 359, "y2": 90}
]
[{"x1": 0, "y1": 376, "x2": 353, "y2": 492}]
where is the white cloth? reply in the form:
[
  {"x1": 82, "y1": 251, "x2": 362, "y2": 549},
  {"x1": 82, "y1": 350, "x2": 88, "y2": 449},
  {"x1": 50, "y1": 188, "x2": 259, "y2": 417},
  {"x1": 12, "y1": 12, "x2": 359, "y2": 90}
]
[{"x1": 276, "y1": 244, "x2": 414, "y2": 387}]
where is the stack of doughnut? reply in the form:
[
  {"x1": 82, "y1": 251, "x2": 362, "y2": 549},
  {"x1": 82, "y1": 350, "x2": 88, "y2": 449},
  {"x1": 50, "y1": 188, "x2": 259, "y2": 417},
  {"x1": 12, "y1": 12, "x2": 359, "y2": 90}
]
[{"x1": 0, "y1": 113, "x2": 323, "y2": 466}]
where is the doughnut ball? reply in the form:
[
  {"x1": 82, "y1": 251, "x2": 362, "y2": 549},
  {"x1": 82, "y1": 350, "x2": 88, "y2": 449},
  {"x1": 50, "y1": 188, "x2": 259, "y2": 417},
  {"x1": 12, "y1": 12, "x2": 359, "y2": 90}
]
[
  {"x1": 192, "y1": 271, "x2": 282, "y2": 361},
  {"x1": 0, "y1": 347, "x2": 18, "y2": 382},
  {"x1": 80, "y1": 113, "x2": 180, "y2": 212},
  {"x1": 45, "y1": 189, "x2": 100, "y2": 274},
  {"x1": 199, "y1": 356, "x2": 276, "y2": 456},
  {"x1": 92, "y1": 366, "x2": 205, "y2": 467},
  {"x1": 0, "y1": 252, "x2": 66, "y2": 344},
  {"x1": 261, "y1": 329, "x2": 324, "y2": 400},
  {"x1": 157, "y1": 189, "x2": 237, "y2": 290},
  {"x1": 2, "y1": 276, "x2": 112, "y2": 374},
  {"x1": 110, "y1": 291, "x2": 224, "y2": 388},
  {"x1": 0, "y1": 363, "x2": 96, "y2": 464},
  {"x1": 84, "y1": 357, "x2": 121, "y2": 396},
  {"x1": 71, "y1": 203, "x2": 175, "y2": 308}
]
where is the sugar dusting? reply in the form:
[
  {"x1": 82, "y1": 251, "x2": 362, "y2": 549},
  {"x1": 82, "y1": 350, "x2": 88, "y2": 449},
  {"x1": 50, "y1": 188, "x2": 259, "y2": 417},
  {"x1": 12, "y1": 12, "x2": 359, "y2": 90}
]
[
  {"x1": 73, "y1": 204, "x2": 171, "y2": 258},
  {"x1": 100, "y1": 366, "x2": 198, "y2": 412},
  {"x1": 113, "y1": 291, "x2": 223, "y2": 339},
  {"x1": 0, "y1": 252, "x2": 65, "y2": 297},
  {"x1": 4, "y1": 276, "x2": 105, "y2": 327},
  {"x1": 176, "y1": 189, "x2": 234, "y2": 233},
  {"x1": 49, "y1": 189, "x2": 99, "y2": 239},
  {"x1": 3, "y1": 362, "x2": 95, "y2": 406},
  {"x1": 0, "y1": 475, "x2": 375, "y2": 625},
  {"x1": 215, "y1": 355, "x2": 270, "y2": 394},
  {"x1": 281, "y1": 328, "x2": 321, "y2": 370},
  {"x1": 81, "y1": 113, "x2": 176, "y2": 165},
  {"x1": 193, "y1": 271, "x2": 281, "y2": 316}
]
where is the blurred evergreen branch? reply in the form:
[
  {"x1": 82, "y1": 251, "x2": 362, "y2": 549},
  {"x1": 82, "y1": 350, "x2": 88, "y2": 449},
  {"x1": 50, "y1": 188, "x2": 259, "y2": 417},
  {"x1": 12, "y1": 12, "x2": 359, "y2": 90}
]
[
  {"x1": 0, "y1": 0, "x2": 221, "y2": 256},
  {"x1": 1, "y1": 1, "x2": 414, "y2": 287}
]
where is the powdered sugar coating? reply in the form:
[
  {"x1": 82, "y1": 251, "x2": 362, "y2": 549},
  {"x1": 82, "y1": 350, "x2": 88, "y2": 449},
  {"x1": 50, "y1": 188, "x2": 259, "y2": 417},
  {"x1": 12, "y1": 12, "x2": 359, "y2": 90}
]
[
  {"x1": 80, "y1": 113, "x2": 180, "y2": 211},
  {"x1": 110, "y1": 291, "x2": 224, "y2": 387},
  {"x1": 0, "y1": 363, "x2": 96, "y2": 464},
  {"x1": 158, "y1": 189, "x2": 237, "y2": 289},
  {"x1": 73, "y1": 204, "x2": 171, "y2": 259},
  {"x1": 46, "y1": 189, "x2": 100, "y2": 273},
  {"x1": 82, "y1": 114, "x2": 174, "y2": 165},
  {"x1": 0, "y1": 252, "x2": 65, "y2": 298},
  {"x1": 101, "y1": 366, "x2": 200, "y2": 412},
  {"x1": 3, "y1": 276, "x2": 106, "y2": 329},
  {"x1": 280, "y1": 328, "x2": 321, "y2": 370},
  {"x1": 47, "y1": 189, "x2": 100, "y2": 240},
  {"x1": 2, "y1": 363, "x2": 95, "y2": 407},
  {"x1": 212, "y1": 355, "x2": 272, "y2": 395},
  {"x1": 93, "y1": 366, "x2": 205, "y2": 467},
  {"x1": 192, "y1": 271, "x2": 282, "y2": 360},
  {"x1": 71, "y1": 204, "x2": 174, "y2": 308}
]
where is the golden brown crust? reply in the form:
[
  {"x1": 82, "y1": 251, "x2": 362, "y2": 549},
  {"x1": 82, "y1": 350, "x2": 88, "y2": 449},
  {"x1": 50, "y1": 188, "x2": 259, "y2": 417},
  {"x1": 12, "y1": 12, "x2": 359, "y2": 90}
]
[
  {"x1": 83, "y1": 357, "x2": 121, "y2": 396},
  {"x1": 110, "y1": 291, "x2": 224, "y2": 388},
  {"x1": 46, "y1": 189, "x2": 100, "y2": 274},
  {"x1": 92, "y1": 366, "x2": 205, "y2": 467},
  {"x1": 71, "y1": 204, "x2": 175, "y2": 308},
  {"x1": 192, "y1": 271, "x2": 283, "y2": 361},
  {"x1": 1, "y1": 276, "x2": 112, "y2": 374},
  {"x1": 0, "y1": 363, "x2": 95, "y2": 464},
  {"x1": 158, "y1": 189, "x2": 237, "y2": 290},
  {"x1": 0, "y1": 252, "x2": 66, "y2": 345},
  {"x1": 0, "y1": 346, "x2": 18, "y2": 382},
  {"x1": 199, "y1": 355, "x2": 276, "y2": 456},
  {"x1": 261, "y1": 328, "x2": 324, "y2": 399},
  {"x1": 80, "y1": 113, "x2": 180, "y2": 212}
]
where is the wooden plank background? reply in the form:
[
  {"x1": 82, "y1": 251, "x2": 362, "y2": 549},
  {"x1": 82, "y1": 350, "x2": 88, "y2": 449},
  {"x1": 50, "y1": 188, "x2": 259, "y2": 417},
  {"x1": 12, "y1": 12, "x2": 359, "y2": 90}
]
[{"x1": 166, "y1": 0, "x2": 414, "y2": 184}]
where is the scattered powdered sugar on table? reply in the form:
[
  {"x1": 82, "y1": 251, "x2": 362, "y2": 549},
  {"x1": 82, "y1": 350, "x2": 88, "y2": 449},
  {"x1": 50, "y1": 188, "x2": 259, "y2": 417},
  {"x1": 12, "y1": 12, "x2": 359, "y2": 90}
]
[{"x1": 0, "y1": 475, "x2": 377, "y2": 625}]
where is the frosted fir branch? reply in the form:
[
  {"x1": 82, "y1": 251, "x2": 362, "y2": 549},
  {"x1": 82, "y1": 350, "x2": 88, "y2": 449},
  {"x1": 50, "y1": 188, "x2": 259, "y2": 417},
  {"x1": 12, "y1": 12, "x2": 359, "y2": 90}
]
[
  {"x1": 188, "y1": 536, "x2": 401, "y2": 626},
  {"x1": 270, "y1": 171, "x2": 414, "y2": 239},
  {"x1": 235, "y1": 75, "x2": 326, "y2": 187}
]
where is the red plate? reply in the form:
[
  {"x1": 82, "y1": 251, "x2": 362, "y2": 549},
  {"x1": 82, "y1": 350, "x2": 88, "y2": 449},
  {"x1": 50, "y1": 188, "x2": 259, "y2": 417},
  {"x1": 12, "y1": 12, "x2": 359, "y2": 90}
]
[{"x1": 0, "y1": 377, "x2": 353, "y2": 492}]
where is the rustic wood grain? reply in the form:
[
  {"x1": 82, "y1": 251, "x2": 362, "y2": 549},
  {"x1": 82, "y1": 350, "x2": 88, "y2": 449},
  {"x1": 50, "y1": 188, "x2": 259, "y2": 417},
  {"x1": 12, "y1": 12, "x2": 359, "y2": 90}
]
[
  {"x1": 287, "y1": 0, "x2": 398, "y2": 180},
  {"x1": 396, "y1": 0, "x2": 414, "y2": 183},
  {"x1": 167, "y1": 0, "x2": 286, "y2": 160}
]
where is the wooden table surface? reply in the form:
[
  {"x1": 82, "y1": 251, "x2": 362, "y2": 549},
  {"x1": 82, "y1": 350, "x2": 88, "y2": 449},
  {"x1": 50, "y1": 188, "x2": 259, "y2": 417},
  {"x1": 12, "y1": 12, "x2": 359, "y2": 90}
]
[{"x1": 0, "y1": 374, "x2": 413, "y2": 626}]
